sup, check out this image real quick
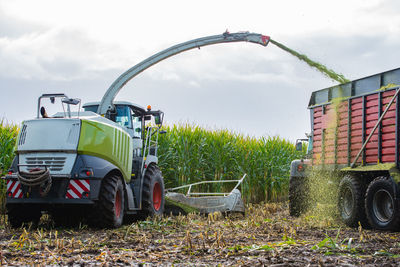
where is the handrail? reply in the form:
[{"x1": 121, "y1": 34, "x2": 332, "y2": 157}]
[{"x1": 166, "y1": 173, "x2": 247, "y2": 197}]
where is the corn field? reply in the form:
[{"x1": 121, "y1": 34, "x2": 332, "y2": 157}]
[
  {"x1": 0, "y1": 120, "x2": 19, "y2": 213},
  {"x1": 0, "y1": 120, "x2": 18, "y2": 175},
  {"x1": 158, "y1": 124, "x2": 306, "y2": 203}
]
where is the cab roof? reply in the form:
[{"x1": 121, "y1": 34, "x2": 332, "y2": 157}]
[{"x1": 83, "y1": 101, "x2": 147, "y2": 113}]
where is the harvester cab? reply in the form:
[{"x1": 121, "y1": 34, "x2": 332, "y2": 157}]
[{"x1": 82, "y1": 101, "x2": 165, "y2": 174}]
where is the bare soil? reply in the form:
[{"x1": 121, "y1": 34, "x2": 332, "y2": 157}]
[{"x1": 0, "y1": 203, "x2": 399, "y2": 266}]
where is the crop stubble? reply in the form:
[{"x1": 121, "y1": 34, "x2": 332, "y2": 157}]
[{"x1": 0, "y1": 203, "x2": 398, "y2": 266}]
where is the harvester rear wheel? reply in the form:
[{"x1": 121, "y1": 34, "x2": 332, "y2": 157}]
[
  {"x1": 365, "y1": 176, "x2": 400, "y2": 231},
  {"x1": 338, "y1": 175, "x2": 368, "y2": 228},
  {"x1": 141, "y1": 164, "x2": 165, "y2": 218},
  {"x1": 7, "y1": 204, "x2": 41, "y2": 228},
  {"x1": 91, "y1": 174, "x2": 125, "y2": 228},
  {"x1": 289, "y1": 176, "x2": 309, "y2": 217}
]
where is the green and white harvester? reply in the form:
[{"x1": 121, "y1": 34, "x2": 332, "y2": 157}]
[{"x1": 4, "y1": 31, "x2": 270, "y2": 227}]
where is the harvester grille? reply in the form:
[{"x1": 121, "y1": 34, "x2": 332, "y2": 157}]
[{"x1": 25, "y1": 157, "x2": 66, "y2": 172}]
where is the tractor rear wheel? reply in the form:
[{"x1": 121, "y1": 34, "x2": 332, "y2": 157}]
[
  {"x1": 91, "y1": 174, "x2": 125, "y2": 228},
  {"x1": 365, "y1": 176, "x2": 400, "y2": 231},
  {"x1": 7, "y1": 204, "x2": 41, "y2": 228},
  {"x1": 289, "y1": 176, "x2": 309, "y2": 217},
  {"x1": 338, "y1": 175, "x2": 368, "y2": 228},
  {"x1": 141, "y1": 164, "x2": 165, "y2": 218}
]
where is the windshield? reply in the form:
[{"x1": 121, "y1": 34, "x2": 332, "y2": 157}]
[{"x1": 38, "y1": 94, "x2": 81, "y2": 118}]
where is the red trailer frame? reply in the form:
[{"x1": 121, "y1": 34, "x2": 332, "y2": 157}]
[{"x1": 311, "y1": 87, "x2": 400, "y2": 168}]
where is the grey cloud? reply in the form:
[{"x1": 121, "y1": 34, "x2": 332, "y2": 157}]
[
  {"x1": 297, "y1": 33, "x2": 400, "y2": 78},
  {"x1": 39, "y1": 58, "x2": 84, "y2": 79},
  {"x1": 0, "y1": 26, "x2": 127, "y2": 81}
]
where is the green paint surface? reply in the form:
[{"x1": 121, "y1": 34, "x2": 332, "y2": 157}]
[
  {"x1": 270, "y1": 39, "x2": 350, "y2": 84},
  {"x1": 341, "y1": 163, "x2": 400, "y2": 183},
  {"x1": 341, "y1": 163, "x2": 397, "y2": 172},
  {"x1": 78, "y1": 119, "x2": 133, "y2": 182}
]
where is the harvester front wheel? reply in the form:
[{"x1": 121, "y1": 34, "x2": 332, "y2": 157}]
[
  {"x1": 141, "y1": 164, "x2": 165, "y2": 217},
  {"x1": 289, "y1": 176, "x2": 309, "y2": 217},
  {"x1": 365, "y1": 176, "x2": 400, "y2": 231},
  {"x1": 338, "y1": 175, "x2": 368, "y2": 228},
  {"x1": 92, "y1": 174, "x2": 125, "y2": 228}
]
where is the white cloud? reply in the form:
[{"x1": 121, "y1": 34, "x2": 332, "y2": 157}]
[{"x1": 0, "y1": 27, "x2": 132, "y2": 80}]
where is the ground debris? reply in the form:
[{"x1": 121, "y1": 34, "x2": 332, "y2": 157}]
[{"x1": 0, "y1": 203, "x2": 399, "y2": 265}]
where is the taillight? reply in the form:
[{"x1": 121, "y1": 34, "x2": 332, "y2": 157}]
[
  {"x1": 297, "y1": 164, "x2": 305, "y2": 172},
  {"x1": 79, "y1": 169, "x2": 93, "y2": 177}
]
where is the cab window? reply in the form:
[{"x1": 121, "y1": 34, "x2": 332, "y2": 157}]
[
  {"x1": 83, "y1": 105, "x2": 98, "y2": 113},
  {"x1": 132, "y1": 112, "x2": 142, "y2": 138},
  {"x1": 115, "y1": 105, "x2": 132, "y2": 128}
]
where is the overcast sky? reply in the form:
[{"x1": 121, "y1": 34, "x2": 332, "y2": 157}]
[{"x1": 1, "y1": 0, "x2": 400, "y2": 141}]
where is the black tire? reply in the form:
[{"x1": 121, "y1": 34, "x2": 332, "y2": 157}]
[
  {"x1": 289, "y1": 176, "x2": 309, "y2": 217},
  {"x1": 365, "y1": 176, "x2": 400, "y2": 231},
  {"x1": 7, "y1": 204, "x2": 41, "y2": 228},
  {"x1": 141, "y1": 164, "x2": 165, "y2": 218},
  {"x1": 91, "y1": 174, "x2": 125, "y2": 228},
  {"x1": 338, "y1": 175, "x2": 368, "y2": 228}
]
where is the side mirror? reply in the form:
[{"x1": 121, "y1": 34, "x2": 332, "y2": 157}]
[
  {"x1": 154, "y1": 114, "x2": 161, "y2": 125},
  {"x1": 62, "y1": 98, "x2": 80, "y2": 105},
  {"x1": 295, "y1": 141, "x2": 303, "y2": 151},
  {"x1": 144, "y1": 115, "x2": 152, "y2": 121}
]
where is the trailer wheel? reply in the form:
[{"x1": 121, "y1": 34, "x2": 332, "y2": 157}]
[
  {"x1": 289, "y1": 176, "x2": 309, "y2": 216},
  {"x1": 338, "y1": 175, "x2": 368, "y2": 227},
  {"x1": 7, "y1": 204, "x2": 41, "y2": 228},
  {"x1": 91, "y1": 174, "x2": 125, "y2": 228},
  {"x1": 141, "y1": 164, "x2": 165, "y2": 217},
  {"x1": 365, "y1": 176, "x2": 400, "y2": 231}
]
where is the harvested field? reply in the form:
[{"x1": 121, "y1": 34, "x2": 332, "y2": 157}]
[{"x1": 0, "y1": 203, "x2": 399, "y2": 266}]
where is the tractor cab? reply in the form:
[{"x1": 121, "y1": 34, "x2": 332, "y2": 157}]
[
  {"x1": 83, "y1": 101, "x2": 146, "y2": 138},
  {"x1": 83, "y1": 101, "x2": 163, "y2": 136},
  {"x1": 82, "y1": 101, "x2": 164, "y2": 158}
]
